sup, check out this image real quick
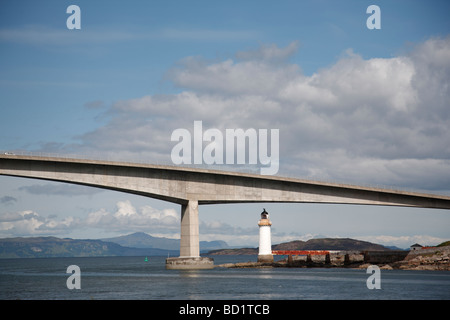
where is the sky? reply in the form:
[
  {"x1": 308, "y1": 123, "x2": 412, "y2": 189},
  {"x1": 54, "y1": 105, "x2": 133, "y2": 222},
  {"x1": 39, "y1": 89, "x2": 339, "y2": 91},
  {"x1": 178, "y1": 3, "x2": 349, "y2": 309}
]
[{"x1": 0, "y1": 0, "x2": 449, "y2": 249}]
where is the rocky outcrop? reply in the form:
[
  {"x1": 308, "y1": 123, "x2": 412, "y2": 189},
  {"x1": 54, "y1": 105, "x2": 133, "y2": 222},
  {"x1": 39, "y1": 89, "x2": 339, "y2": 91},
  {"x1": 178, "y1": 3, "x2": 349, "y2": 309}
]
[
  {"x1": 353, "y1": 246, "x2": 450, "y2": 270},
  {"x1": 390, "y1": 246, "x2": 450, "y2": 271}
]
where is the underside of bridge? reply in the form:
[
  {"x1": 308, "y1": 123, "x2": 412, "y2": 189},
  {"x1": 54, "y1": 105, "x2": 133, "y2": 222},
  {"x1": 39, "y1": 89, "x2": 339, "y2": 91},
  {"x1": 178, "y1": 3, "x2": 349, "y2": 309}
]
[{"x1": 1, "y1": 155, "x2": 450, "y2": 269}]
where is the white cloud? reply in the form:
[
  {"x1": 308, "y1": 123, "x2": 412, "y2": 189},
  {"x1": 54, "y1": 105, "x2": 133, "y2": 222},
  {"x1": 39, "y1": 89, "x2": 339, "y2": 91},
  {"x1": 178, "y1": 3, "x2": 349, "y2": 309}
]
[
  {"x1": 168, "y1": 55, "x2": 299, "y2": 95},
  {"x1": 0, "y1": 210, "x2": 79, "y2": 237},
  {"x1": 41, "y1": 36, "x2": 450, "y2": 194},
  {"x1": 200, "y1": 220, "x2": 254, "y2": 236},
  {"x1": 0, "y1": 201, "x2": 180, "y2": 237},
  {"x1": 85, "y1": 200, "x2": 180, "y2": 233}
]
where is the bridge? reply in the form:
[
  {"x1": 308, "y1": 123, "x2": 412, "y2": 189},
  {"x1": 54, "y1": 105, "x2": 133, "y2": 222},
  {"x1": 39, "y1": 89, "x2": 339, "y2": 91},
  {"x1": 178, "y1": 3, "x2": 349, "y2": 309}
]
[{"x1": 1, "y1": 154, "x2": 450, "y2": 269}]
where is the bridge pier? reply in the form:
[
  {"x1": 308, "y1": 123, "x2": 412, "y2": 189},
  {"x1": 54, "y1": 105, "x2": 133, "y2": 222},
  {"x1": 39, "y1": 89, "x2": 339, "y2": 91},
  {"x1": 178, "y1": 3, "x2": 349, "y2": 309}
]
[{"x1": 166, "y1": 200, "x2": 214, "y2": 269}]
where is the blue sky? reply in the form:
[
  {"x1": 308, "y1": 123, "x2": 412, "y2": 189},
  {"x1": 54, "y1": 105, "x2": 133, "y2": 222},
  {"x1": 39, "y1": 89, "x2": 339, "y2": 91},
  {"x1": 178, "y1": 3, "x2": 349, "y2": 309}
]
[{"x1": 1, "y1": 0, "x2": 449, "y2": 248}]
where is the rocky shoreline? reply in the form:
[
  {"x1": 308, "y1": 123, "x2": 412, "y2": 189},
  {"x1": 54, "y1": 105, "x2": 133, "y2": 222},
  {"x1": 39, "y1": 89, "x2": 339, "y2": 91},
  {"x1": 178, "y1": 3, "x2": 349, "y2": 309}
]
[
  {"x1": 215, "y1": 246, "x2": 450, "y2": 271},
  {"x1": 386, "y1": 246, "x2": 450, "y2": 271}
]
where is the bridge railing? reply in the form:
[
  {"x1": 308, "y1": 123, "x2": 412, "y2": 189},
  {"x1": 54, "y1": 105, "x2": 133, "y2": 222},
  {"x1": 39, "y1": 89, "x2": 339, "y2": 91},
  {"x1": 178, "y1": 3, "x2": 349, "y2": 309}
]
[{"x1": 0, "y1": 149, "x2": 267, "y2": 175}]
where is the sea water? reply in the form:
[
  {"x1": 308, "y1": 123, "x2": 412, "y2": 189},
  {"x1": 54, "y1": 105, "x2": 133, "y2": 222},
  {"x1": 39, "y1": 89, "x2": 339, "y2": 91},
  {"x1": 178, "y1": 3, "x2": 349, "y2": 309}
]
[{"x1": 0, "y1": 255, "x2": 449, "y2": 300}]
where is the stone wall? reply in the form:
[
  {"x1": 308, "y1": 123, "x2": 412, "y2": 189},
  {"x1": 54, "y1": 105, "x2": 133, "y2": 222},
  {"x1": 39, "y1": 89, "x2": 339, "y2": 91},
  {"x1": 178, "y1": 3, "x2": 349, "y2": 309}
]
[
  {"x1": 286, "y1": 250, "x2": 406, "y2": 267},
  {"x1": 363, "y1": 250, "x2": 409, "y2": 264}
]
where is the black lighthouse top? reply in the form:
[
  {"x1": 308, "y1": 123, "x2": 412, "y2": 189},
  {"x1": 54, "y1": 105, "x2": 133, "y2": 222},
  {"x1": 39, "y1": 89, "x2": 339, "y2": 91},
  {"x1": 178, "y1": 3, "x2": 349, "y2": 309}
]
[{"x1": 261, "y1": 208, "x2": 269, "y2": 219}]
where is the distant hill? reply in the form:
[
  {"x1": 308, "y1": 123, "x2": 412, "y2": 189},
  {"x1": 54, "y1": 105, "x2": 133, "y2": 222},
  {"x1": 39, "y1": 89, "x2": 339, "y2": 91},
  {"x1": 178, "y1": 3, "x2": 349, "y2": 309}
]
[
  {"x1": 274, "y1": 238, "x2": 389, "y2": 251},
  {"x1": 0, "y1": 232, "x2": 228, "y2": 258},
  {"x1": 103, "y1": 232, "x2": 228, "y2": 251},
  {"x1": 437, "y1": 241, "x2": 450, "y2": 247},
  {"x1": 103, "y1": 232, "x2": 179, "y2": 250},
  {"x1": 208, "y1": 238, "x2": 392, "y2": 255},
  {"x1": 0, "y1": 236, "x2": 179, "y2": 259}
]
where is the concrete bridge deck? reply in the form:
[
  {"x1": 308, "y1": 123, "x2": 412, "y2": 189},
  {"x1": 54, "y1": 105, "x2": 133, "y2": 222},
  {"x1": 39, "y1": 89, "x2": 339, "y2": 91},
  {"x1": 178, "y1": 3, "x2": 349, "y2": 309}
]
[{"x1": 1, "y1": 154, "x2": 449, "y2": 207}]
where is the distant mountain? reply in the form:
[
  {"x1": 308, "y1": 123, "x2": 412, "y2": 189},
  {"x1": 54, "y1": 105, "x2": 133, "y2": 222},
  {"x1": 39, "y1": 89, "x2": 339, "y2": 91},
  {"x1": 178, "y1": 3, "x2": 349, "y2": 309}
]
[
  {"x1": 103, "y1": 232, "x2": 228, "y2": 252},
  {"x1": 0, "y1": 232, "x2": 228, "y2": 258},
  {"x1": 0, "y1": 236, "x2": 179, "y2": 259},
  {"x1": 209, "y1": 238, "x2": 392, "y2": 255},
  {"x1": 273, "y1": 238, "x2": 390, "y2": 251},
  {"x1": 103, "y1": 232, "x2": 179, "y2": 250}
]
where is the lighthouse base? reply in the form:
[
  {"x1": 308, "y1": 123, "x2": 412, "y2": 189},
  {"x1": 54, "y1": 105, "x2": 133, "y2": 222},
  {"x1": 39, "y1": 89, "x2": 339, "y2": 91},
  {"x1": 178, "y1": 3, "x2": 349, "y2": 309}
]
[
  {"x1": 165, "y1": 257, "x2": 214, "y2": 270},
  {"x1": 257, "y1": 254, "x2": 274, "y2": 263}
]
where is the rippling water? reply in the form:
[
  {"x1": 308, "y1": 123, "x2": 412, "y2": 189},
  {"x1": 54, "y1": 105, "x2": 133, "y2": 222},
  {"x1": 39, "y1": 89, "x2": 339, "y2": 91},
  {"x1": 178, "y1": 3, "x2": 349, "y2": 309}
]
[{"x1": 1, "y1": 255, "x2": 449, "y2": 300}]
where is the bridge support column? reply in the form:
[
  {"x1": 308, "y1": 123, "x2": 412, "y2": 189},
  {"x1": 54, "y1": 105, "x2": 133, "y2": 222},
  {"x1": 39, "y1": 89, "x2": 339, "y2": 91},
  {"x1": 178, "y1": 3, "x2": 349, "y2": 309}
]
[
  {"x1": 180, "y1": 200, "x2": 200, "y2": 257},
  {"x1": 165, "y1": 200, "x2": 214, "y2": 269}
]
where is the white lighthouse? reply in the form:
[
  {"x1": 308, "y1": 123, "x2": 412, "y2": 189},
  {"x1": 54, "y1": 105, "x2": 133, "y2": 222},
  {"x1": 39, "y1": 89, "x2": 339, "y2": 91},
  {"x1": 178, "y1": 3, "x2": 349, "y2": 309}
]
[{"x1": 258, "y1": 208, "x2": 273, "y2": 262}]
